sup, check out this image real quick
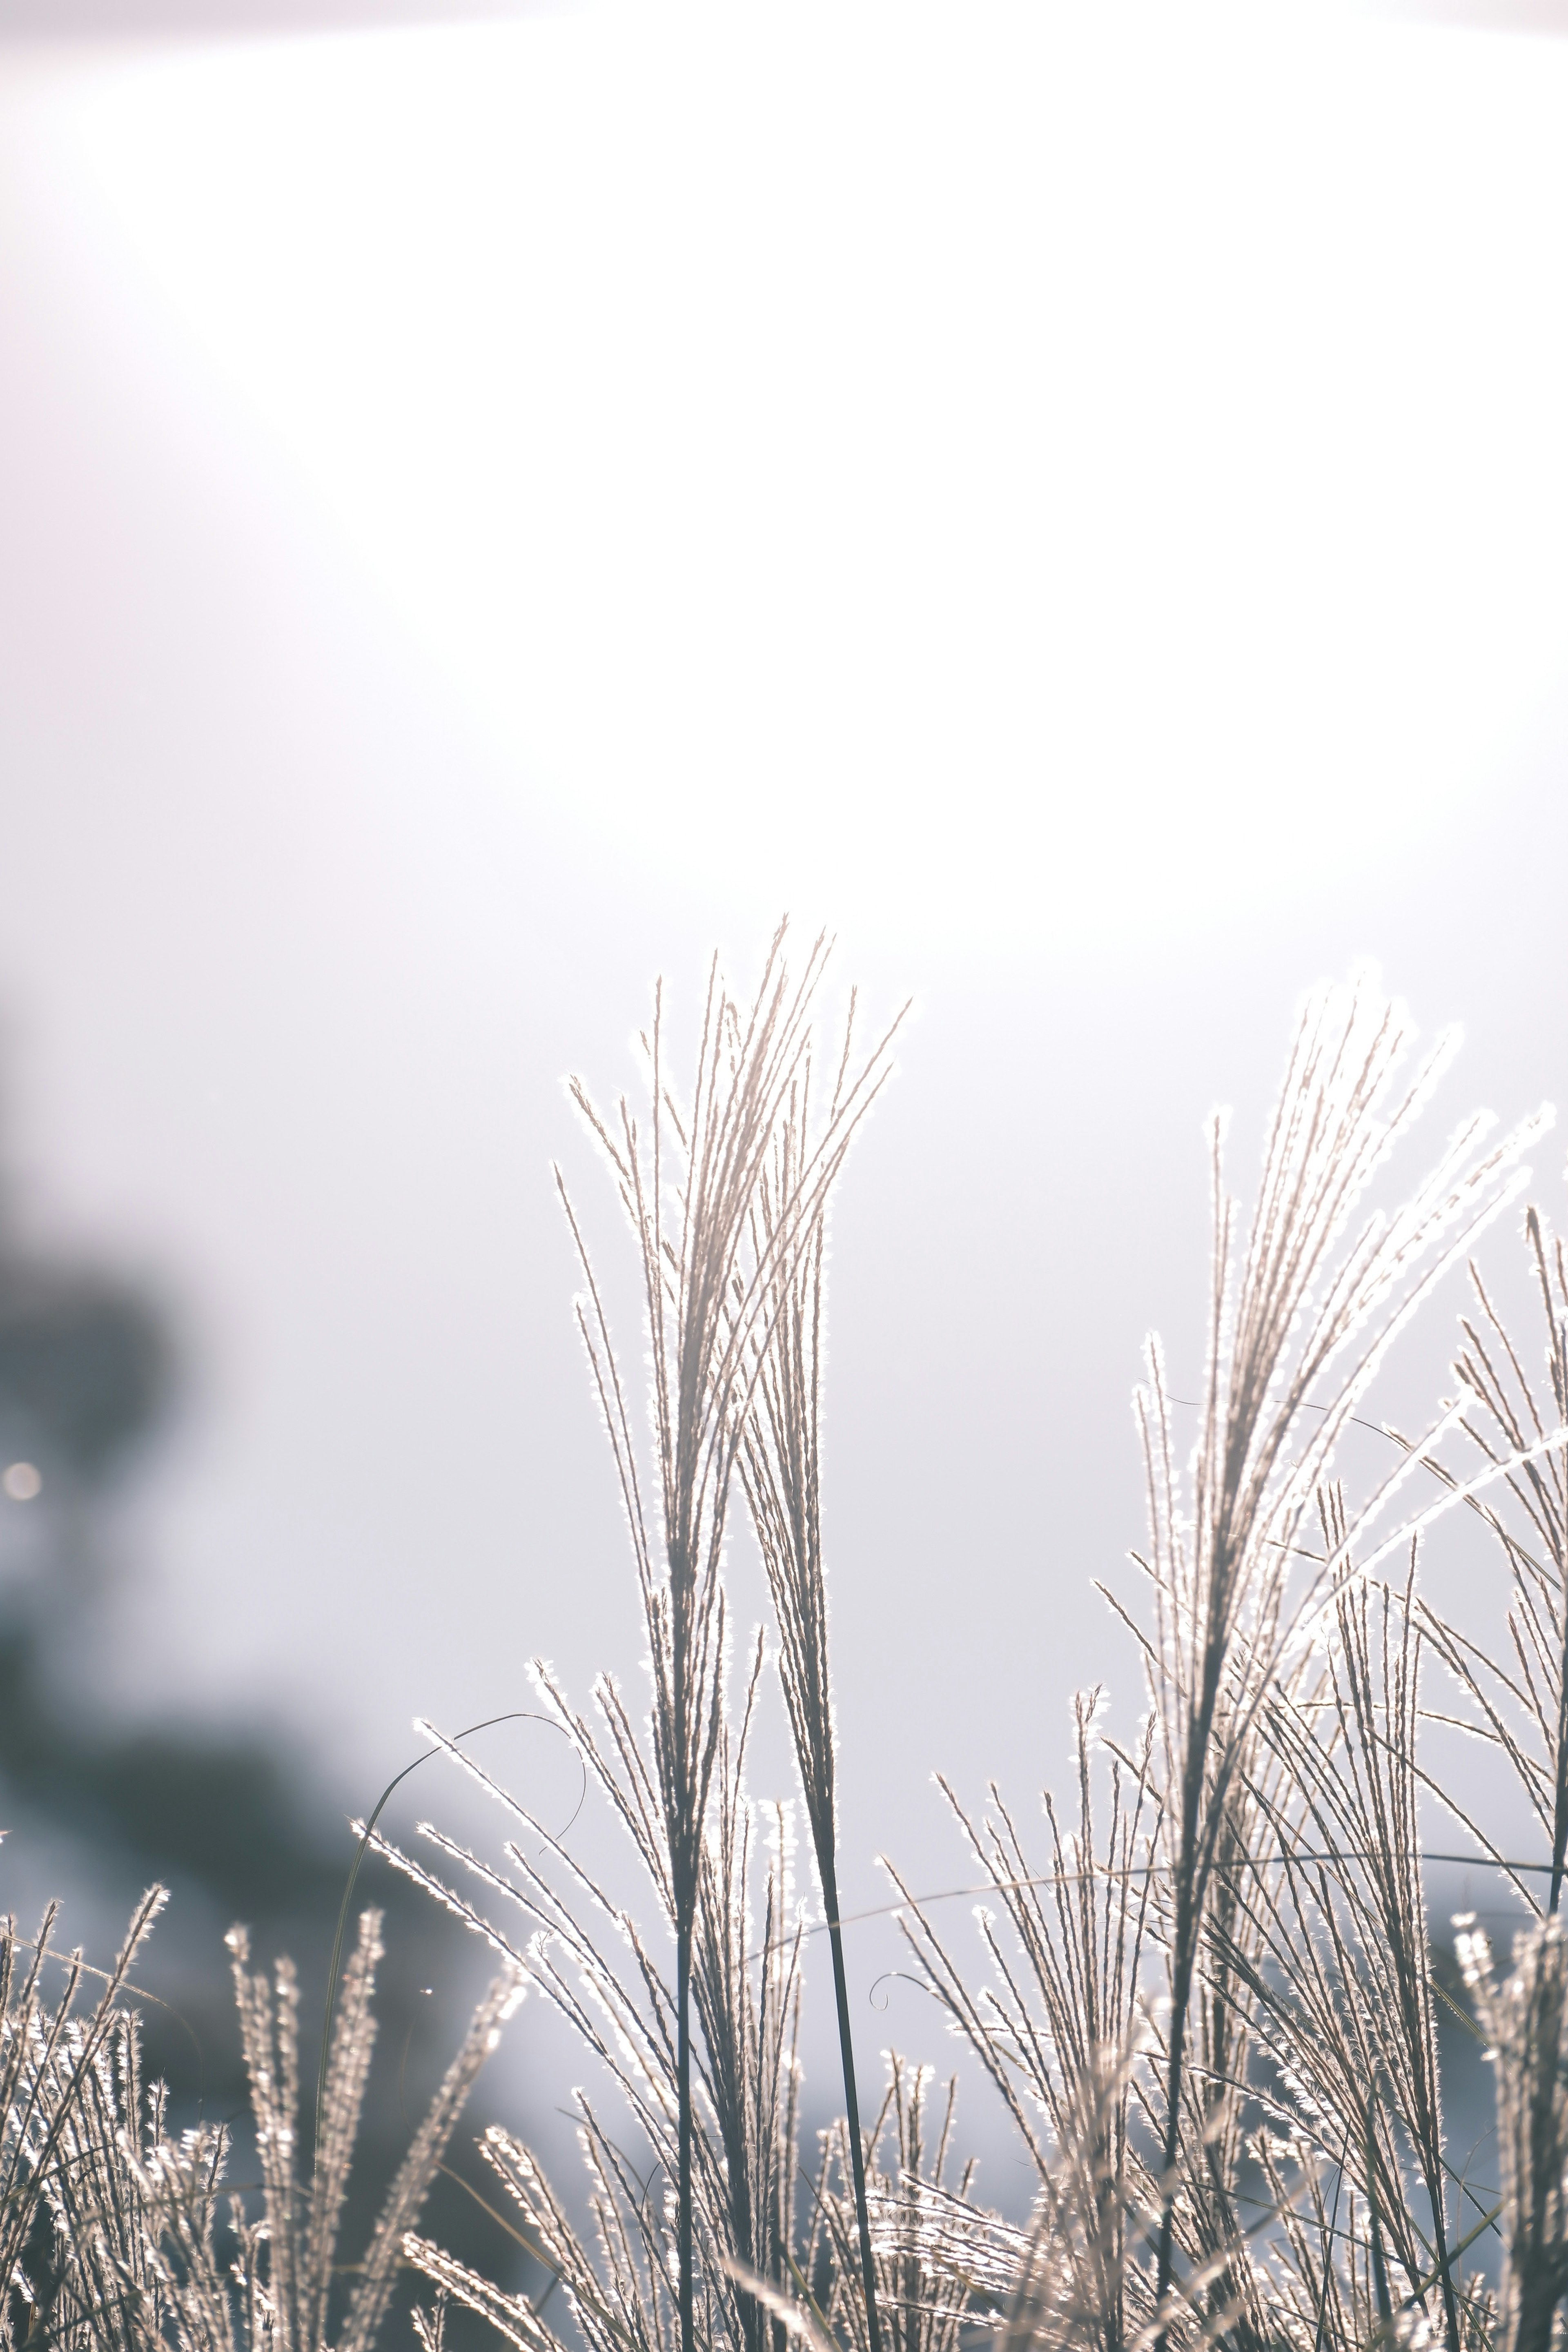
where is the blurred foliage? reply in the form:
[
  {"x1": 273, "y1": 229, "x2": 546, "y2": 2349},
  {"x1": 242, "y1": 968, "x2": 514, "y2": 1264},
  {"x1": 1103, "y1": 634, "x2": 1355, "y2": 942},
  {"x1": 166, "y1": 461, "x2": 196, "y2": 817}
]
[{"x1": 0, "y1": 1212, "x2": 525, "y2": 2310}]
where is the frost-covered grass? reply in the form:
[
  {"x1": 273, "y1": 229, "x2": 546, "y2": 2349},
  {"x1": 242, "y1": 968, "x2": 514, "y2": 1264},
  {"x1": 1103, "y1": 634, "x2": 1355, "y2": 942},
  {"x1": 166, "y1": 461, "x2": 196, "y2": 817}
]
[{"x1": 14, "y1": 934, "x2": 1568, "y2": 2352}]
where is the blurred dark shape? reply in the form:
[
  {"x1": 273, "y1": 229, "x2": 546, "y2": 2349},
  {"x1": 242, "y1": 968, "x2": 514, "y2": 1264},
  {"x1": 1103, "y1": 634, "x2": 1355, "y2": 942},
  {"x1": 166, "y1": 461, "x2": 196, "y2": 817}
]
[
  {"x1": 0, "y1": 1258, "x2": 168, "y2": 1486},
  {"x1": 0, "y1": 1230, "x2": 526, "y2": 2312},
  {"x1": 0, "y1": 1620, "x2": 343, "y2": 1918}
]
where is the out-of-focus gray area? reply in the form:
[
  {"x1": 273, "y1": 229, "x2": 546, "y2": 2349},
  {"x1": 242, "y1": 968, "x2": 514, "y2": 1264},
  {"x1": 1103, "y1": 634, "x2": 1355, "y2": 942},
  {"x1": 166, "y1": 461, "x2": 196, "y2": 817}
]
[{"x1": 1, "y1": 0, "x2": 1567, "y2": 2225}]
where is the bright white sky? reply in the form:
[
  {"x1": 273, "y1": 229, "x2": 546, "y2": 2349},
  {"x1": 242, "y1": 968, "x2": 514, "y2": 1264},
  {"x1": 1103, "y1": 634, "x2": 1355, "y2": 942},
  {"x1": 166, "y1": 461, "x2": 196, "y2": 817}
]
[
  {"x1": 21, "y1": 0, "x2": 1568, "y2": 948},
  {"x1": 2, "y1": 6, "x2": 1568, "y2": 2044}
]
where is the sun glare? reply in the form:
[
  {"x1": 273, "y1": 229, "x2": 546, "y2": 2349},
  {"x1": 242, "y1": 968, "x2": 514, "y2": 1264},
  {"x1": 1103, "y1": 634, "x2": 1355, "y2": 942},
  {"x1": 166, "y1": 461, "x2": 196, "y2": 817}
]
[{"x1": 32, "y1": 0, "x2": 1568, "y2": 949}]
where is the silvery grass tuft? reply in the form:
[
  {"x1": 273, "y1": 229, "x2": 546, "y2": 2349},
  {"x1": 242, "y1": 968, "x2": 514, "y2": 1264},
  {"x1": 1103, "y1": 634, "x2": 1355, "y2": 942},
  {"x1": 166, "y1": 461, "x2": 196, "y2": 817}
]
[
  {"x1": 0, "y1": 1889, "x2": 165, "y2": 2348},
  {"x1": 0, "y1": 1888, "x2": 517, "y2": 2352},
  {"x1": 886, "y1": 978, "x2": 1557, "y2": 2349},
  {"x1": 1125, "y1": 982, "x2": 1547, "y2": 2342},
  {"x1": 548, "y1": 923, "x2": 904, "y2": 2352},
  {"x1": 30, "y1": 949, "x2": 1568, "y2": 2352},
  {"x1": 1458, "y1": 1918, "x2": 1568, "y2": 2352},
  {"x1": 376, "y1": 958, "x2": 1568, "y2": 2352},
  {"x1": 366, "y1": 927, "x2": 904, "y2": 2352}
]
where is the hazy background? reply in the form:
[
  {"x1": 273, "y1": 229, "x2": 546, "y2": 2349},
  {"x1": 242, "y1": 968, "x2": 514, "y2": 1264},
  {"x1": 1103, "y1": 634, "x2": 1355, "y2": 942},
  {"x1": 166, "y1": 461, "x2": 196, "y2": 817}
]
[{"x1": 2, "y1": 0, "x2": 1567, "y2": 2217}]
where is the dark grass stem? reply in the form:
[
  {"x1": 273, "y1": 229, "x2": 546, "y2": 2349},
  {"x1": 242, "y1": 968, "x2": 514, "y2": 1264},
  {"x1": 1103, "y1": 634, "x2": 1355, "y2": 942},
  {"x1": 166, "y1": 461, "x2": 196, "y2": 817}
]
[
  {"x1": 821, "y1": 1860, "x2": 883, "y2": 2352},
  {"x1": 736, "y1": 1055, "x2": 905, "y2": 2352}
]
